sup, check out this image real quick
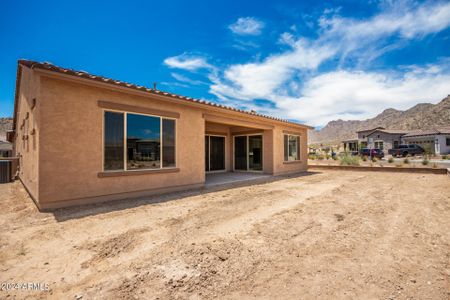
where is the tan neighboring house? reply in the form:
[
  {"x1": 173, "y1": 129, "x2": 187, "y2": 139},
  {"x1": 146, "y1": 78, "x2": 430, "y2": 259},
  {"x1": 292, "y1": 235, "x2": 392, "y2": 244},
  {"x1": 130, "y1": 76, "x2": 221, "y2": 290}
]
[{"x1": 10, "y1": 60, "x2": 312, "y2": 210}]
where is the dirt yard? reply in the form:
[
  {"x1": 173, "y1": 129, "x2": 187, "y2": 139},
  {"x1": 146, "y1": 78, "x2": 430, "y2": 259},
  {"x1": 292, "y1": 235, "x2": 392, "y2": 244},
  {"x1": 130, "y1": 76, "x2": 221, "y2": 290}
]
[{"x1": 1, "y1": 170, "x2": 449, "y2": 299}]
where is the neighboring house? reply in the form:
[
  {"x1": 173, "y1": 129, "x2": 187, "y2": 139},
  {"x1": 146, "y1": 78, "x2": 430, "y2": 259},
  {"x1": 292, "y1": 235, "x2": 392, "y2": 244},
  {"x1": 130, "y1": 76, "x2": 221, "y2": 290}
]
[
  {"x1": 343, "y1": 127, "x2": 385, "y2": 152},
  {"x1": 0, "y1": 140, "x2": 13, "y2": 157},
  {"x1": 365, "y1": 129, "x2": 407, "y2": 152},
  {"x1": 402, "y1": 127, "x2": 450, "y2": 154},
  {"x1": 11, "y1": 60, "x2": 312, "y2": 210},
  {"x1": 343, "y1": 127, "x2": 407, "y2": 153}
]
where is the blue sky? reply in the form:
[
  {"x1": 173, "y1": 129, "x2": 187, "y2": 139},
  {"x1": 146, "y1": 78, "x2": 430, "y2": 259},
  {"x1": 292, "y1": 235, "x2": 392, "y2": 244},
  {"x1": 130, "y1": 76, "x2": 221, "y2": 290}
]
[{"x1": 1, "y1": 0, "x2": 449, "y2": 127}]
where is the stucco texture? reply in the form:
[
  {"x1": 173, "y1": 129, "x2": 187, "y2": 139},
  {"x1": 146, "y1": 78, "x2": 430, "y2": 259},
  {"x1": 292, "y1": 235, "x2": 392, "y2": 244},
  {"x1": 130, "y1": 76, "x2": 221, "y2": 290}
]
[{"x1": 15, "y1": 68, "x2": 309, "y2": 209}]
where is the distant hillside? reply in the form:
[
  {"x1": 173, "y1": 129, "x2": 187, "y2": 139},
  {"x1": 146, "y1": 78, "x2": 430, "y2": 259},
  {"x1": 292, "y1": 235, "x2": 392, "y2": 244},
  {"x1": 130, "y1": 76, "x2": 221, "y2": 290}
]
[
  {"x1": 309, "y1": 95, "x2": 450, "y2": 144},
  {"x1": 0, "y1": 117, "x2": 13, "y2": 141}
]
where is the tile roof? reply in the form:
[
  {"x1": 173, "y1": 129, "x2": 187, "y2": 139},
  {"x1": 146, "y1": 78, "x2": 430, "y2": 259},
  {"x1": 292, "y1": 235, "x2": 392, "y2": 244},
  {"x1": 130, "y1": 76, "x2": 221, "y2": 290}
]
[
  {"x1": 377, "y1": 129, "x2": 409, "y2": 134},
  {"x1": 356, "y1": 127, "x2": 385, "y2": 133},
  {"x1": 403, "y1": 127, "x2": 450, "y2": 137},
  {"x1": 18, "y1": 60, "x2": 312, "y2": 129}
]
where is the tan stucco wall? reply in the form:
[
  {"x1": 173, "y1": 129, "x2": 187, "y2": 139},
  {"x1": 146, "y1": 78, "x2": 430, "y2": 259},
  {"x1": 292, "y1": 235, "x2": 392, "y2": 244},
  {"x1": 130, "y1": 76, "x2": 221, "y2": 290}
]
[
  {"x1": 272, "y1": 126, "x2": 308, "y2": 175},
  {"x1": 15, "y1": 66, "x2": 40, "y2": 201},
  {"x1": 38, "y1": 76, "x2": 205, "y2": 206},
  {"x1": 15, "y1": 68, "x2": 309, "y2": 209}
]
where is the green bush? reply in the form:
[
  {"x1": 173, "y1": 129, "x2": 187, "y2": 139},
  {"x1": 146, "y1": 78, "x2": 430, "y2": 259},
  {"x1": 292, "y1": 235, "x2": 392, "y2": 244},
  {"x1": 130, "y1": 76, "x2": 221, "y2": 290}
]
[
  {"x1": 442, "y1": 154, "x2": 449, "y2": 160},
  {"x1": 371, "y1": 157, "x2": 378, "y2": 162},
  {"x1": 340, "y1": 154, "x2": 360, "y2": 166},
  {"x1": 403, "y1": 158, "x2": 410, "y2": 164},
  {"x1": 308, "y1": 154, "x2": 316, "y2": 160},
  {"x1": 362, "y1": 156, "x2": 368, "y2": 162},
  {"x1": 325, "y1": 154, "x2": 331, "y2": 160},
  {"x1": 388, "y1": 157, "x2": 394, "y2": 163},
  {"x1": 317, "y1": 154, "x2": 325, "y2": 160},
  {"x1": 432, "y1": 163, "x2": 438, "y2": 169},
  {"x1": 332, "y1": 155, "x2": 338, "y2": 160},
  {"x1": 422, "y1": 159, "x2": 429, "y2": 166}
]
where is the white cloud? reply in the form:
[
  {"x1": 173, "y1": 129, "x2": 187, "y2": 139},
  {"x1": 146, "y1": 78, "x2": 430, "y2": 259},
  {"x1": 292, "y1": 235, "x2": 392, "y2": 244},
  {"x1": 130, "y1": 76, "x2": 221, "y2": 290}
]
[
  {"x1": 164, "y1": 53, "x2": 213, "y2": 71},
  {"x1": 229, "y1": 17, "x2": 264, "y2": 36},
  {"x1": 171, "y1": 73, "x2": 208, "y2": 86},
  {"x1": 163, "y1": 1, "x2": 450, "y2": 127},
  {"x1": 275, "y1": 67, "x2": 450, "y2": 126},
  {"x1": 209, "y1": 1, "x2": 450, "y2": 126}
]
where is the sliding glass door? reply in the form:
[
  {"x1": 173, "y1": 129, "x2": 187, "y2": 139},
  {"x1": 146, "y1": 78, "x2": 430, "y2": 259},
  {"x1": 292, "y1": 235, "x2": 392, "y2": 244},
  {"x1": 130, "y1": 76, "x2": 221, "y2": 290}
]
[
  {"x1": 234, "y1": 135, "x2": 263, "y2": 171},
  {"x1": 234, "y1": 136, "x2": 247, "y2": 170},
  {"x1": 205, "y1": 135, "x2": 225, "y2": 171},
  {"x1": 248, "y1": 135, "x2": 263, "y2": 171}
]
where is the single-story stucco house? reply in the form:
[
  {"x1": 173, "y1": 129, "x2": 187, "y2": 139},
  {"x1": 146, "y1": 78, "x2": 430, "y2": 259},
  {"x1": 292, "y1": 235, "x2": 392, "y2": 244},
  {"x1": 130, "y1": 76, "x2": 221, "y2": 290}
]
[{"x1": 10, "y1": 60, "x2": 312, "y2": 210}]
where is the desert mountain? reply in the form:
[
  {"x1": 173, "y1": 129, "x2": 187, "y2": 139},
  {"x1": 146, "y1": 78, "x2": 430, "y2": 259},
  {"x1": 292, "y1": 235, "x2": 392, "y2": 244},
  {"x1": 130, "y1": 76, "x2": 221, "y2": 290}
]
[{"x1": 309, "y1": 95, "x2": 450, "y2": 144}]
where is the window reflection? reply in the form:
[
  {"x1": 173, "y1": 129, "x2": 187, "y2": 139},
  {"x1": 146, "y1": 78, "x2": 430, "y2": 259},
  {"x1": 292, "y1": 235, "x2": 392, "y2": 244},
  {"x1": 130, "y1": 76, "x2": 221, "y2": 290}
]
[{"x1": 127, "y1": 113, "x2": 161, "y2": 170}]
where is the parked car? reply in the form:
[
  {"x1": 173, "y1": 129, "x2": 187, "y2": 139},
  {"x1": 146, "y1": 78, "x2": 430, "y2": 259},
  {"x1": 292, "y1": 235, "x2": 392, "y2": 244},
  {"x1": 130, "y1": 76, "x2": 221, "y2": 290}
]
[
  {"x1": 360, "y1": 148, "x2": 384, "y2": 159},
  {"x1": 388, "y1": 144, "x2": 425, "y2": 157}
]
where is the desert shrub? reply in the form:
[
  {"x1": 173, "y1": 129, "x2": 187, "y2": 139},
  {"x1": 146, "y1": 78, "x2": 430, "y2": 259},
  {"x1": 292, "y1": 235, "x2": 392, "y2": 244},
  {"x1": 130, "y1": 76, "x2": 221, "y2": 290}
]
[
  {"x1": 308, "y1": 154, "x2": 316, "y2": 160},
  {"x1": 388, "y1": 157, "x2": 394, "y2": 163},
  {"x1": 317, "y1": 154, "x2": 325, "y2": 160},
  {"x1": 325, "y1": 154, "x2": 331, "y2": 160},
  {"x1": 362, "y1": 156, "x2": 368, "y2": 162},
  {"x1": 432, "y1": 163, "x2": 438, "y2": 169},
  {"x1": 332, "y1": 155, "x2": 338, "y2": 160},
  {"x1": 422, "y1": 158, "x2": 429, "y2": 166},
  {"x1": 371, "y1": 157, "x2": 378, "y2": 162},
  {"x1": 340, "y1": 154, "x2": 360, "y2": 166},
  {"x1": 442, "y1": 154, "x2": 449, "y2": 160},
  {"x1": 403, "y1": 158, "x2": 410, "y2": 164}
]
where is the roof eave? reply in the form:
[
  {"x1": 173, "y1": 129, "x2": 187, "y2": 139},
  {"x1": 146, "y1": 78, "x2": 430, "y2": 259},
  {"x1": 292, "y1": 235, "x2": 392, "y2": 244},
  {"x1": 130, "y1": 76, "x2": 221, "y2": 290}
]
[{"x1": 20, "y1": 60, "x2": 313, "y2": 130}]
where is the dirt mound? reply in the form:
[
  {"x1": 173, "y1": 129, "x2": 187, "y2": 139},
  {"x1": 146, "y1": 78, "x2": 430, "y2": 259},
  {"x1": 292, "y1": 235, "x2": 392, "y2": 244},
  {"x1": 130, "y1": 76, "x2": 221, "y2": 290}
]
[{"x1": 81, "y1": 228, "x2": 148, "y2": 267}]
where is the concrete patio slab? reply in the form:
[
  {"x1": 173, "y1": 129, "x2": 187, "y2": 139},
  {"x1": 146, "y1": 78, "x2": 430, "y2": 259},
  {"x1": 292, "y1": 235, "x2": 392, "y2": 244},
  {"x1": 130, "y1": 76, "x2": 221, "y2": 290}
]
[{"x1": 205, "y1": 172, "x2": 272, "y2": 188}]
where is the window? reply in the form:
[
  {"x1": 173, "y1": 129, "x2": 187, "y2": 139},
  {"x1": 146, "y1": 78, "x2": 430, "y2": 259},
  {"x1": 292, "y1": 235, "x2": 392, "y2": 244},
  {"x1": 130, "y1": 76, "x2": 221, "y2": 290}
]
[
  {"x1": 103, "y1": 111, "x2": 176, "y2": 171},
  {"x1": 162, "y1": 119, "x2": 176, "y2": 168},
  {"x1": 284, "y1": 134, "x2": 300, "y2": 161},
  {"x1": 446, "y1": 138, "x2": 450, "y2": 146},
  {"x1": 104, "y1": 111, "x2": 124, "y2": 171}
]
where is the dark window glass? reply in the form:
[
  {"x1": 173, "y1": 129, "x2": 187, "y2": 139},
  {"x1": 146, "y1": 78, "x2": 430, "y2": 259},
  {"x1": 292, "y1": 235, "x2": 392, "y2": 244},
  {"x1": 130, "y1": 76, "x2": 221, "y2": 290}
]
[
  {"x1": 162, "y1": 119, "x2": 176, "y2": 168},
  {"x1": 284, "y1": 135, "x2": 288, "y2": 161},
  {"x1": 104, "y1": 111, "x2": 124, "y2": 170},
  {"x1": 205, "y1": 136, "x2": 210, "y2": 171},
  {"x1": 234, "y1": 136, "x2": 247, "y2": 170},
  {"x1": 446, "y1": 138, "x2": 450, "y2": 146},
  {"x1": 296, "y1": 136, "x2": 301, "y2": 160},
  {"x1": 249, "y1": 135, "x2": 263, "y2": 170},
  {"x1": 210, "y1": 136, "x2": 225, "y2": 171},
  {"x1": 127, "y1": 113, "x2": 160, "y2": 170}
]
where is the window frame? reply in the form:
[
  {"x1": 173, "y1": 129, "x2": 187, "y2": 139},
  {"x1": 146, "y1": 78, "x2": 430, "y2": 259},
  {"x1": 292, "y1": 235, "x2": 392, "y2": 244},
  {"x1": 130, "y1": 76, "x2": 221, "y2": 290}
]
[
  {"x1": 102, "y1": 108, "x2": 177, "y2": 173},
  {"x1": 283, "y1": 134, "x2": 301, "y2": 162}
]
